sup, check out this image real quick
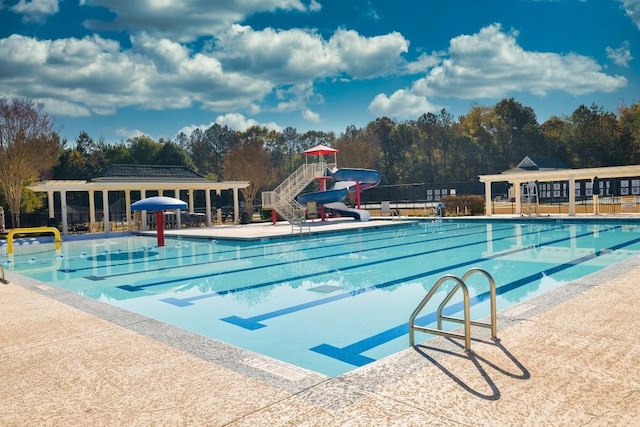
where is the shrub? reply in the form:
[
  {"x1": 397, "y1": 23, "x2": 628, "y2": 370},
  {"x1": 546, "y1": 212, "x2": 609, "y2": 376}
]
[{"x1": 440, "y1": 195, "x2": 485, "y2": 216}]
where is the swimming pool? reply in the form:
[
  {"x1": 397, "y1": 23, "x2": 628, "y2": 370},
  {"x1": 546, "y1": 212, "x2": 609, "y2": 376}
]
[{"x1": 3, "y1": 220, "x2": 640, "y2": 376}]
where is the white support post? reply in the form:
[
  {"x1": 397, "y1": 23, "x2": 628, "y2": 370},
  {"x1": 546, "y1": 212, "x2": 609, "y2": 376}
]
[
  {"x1": 125, "y1": 190, "x2": 132, "y2": 230},
  {"x1": 233, "y1": 188, "x2": 240, "y2": 224},
  {"x1": 102, "y1": 190, "x2": 110, "y2": 233},
  {"x1": 141, "y1": 189, "x2": 147, "y2": 230},
  {"x1": 61, "y1": 190, "x2": 69, "y2": 235},
  {"x1": 88, "y1": 190, "x2": 96, "y2": 232},
  {"x1": 47, "y1": 190, "x2": 55, "y2": 219},
  {"x1": 175, "y1": 189, "x2": 182, "y2": 229},
  {"x1": 514, "y1": 182, "x2": 522, "y2": 215},
  {"x1": 216, "y1": 190, "x2": 222, "y2": 224},
  {"x1": 484, "y1": 182, "x2": 492, "y2": 216},
  {"x1": 568, "y1": 179, "x2": 576, "y2": 216},
  {"x1": 205, "y1": 190, "x2": 212, "y2": 227}
]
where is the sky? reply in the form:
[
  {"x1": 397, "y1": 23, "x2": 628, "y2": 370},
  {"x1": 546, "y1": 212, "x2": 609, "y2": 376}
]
[{"x1": 1, "y1": 0, "x2": 639, "y2": 145}]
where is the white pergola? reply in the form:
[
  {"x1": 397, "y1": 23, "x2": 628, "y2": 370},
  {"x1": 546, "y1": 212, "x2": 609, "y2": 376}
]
[
  {"x1": 478, "y1": 165, "x2": 640, "y2": 216},
  {"x1": 28, "y1": 179, "x2": 249, "y2": 235}
]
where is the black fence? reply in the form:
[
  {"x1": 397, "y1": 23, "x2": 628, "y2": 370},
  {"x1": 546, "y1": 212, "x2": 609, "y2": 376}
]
[{"x1": 360, "y1": 181, "x2": 484, "y2": 204}]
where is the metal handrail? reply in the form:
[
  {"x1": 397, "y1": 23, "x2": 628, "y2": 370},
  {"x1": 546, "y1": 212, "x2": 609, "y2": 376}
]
[
  {"x1": 409, "y1": 268, "x2": 498, "y2": 352},
  {"x1": 7, "y1": 226, "x2": 62, "y2": 254},
  {"x1": 0, "y1": 265, "x2": 8, "y2": 284},
  {"x1": 437, "y1": 268, "x2": 498, "y2": 340},
  {"x1": 262, "y1": 162, "x2": 334, "y2": 225}
]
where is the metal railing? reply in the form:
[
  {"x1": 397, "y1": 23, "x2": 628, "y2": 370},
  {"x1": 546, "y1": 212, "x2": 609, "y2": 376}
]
[
  {"x1": 0, "y1": 265, "x2": 8, "y2": 284},
  {"x1": 262, "y1": 162, "x2": 334, "y2": 224},
  {"x1": 409, "y1": 268, "x2": 498, "y2": 352},
  {"x1": 7, "y1": 226, "x2": 62, "y2": 254}
]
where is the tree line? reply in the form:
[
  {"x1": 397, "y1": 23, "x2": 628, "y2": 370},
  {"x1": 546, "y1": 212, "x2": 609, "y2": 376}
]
[{"x1": 2, "y1": 97, "x2": 640, "y2": 225}]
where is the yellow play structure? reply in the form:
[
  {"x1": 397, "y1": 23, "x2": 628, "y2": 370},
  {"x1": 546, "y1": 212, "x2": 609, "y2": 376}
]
[{"x1": 6, "y1": 226, "x2": 62, "y2": 254}]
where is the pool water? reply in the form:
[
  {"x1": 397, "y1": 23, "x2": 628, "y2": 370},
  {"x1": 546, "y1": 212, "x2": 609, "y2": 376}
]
[{"x1": 3, "y1": 220, "x2": 640, "y2": 376}]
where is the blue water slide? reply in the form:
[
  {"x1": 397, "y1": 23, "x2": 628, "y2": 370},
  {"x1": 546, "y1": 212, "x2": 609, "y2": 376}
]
[{"x1": 296, "y1": 168, "x2": 380, "y2": 221}]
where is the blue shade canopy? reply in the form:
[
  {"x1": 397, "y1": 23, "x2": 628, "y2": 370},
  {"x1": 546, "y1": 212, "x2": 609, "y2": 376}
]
[{"x1": 131, "y1": 196, "x2": 187, "y2": 211}]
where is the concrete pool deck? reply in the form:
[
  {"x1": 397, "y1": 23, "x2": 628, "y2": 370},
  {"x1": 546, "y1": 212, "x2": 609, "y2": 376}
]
[{"x1": 2, "y1": 218, "x2": 640, "y2": 425}]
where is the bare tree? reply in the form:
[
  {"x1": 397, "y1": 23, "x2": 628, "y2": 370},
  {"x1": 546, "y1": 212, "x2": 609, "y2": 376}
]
[
  {"x1": 0, "y1": 98, "x2": 61, "y2": 228},
  {"x1": 222, "y1": 138, "x2": 274, "y2": 215}
]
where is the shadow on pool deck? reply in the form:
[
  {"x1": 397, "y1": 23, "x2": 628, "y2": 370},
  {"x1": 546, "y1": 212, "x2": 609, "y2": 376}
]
[{"x1": 2, "y1": 219, "x2": 640, "y2": 425}]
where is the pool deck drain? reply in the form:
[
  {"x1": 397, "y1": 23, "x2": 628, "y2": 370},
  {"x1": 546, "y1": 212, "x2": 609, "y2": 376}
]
[{"x1": 2, "y1": 218, "x2": 640, "y2": 425}]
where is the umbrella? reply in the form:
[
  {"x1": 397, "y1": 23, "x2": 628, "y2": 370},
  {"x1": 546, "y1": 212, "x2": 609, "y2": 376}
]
[{"x1": 131, "y1": 196, "x2": 187, "y2": 247}]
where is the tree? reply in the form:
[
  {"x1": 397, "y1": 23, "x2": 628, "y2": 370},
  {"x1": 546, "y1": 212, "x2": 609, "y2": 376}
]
[
  {"x1": 0, "y1": 98, "x2": 62, "y2": 228},
  {"x1": 335, "y1": 125, "x2": 373, "y2": 169},
  {"x1": 128, "y1": 135, "x2": 161, "y2": 164},
  {"x1": 222, "y1": 138, "x2": 274, "y2": 215},
  {"x1": 619, "y1": 101, "x2": 640, "y2": 164}
]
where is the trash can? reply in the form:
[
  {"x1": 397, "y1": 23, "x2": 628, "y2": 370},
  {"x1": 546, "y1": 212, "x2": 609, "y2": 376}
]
[
  {"x1": 240, "y1": 211, "x2": 250, "y2": 224},
  {"x1": 436, "y1": 203, "x2": 445, "y2": 217}
]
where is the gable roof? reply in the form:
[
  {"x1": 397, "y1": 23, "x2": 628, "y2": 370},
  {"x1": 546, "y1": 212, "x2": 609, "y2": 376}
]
[
  {"x1": 93, "y1": 164, "x2": 205, "y2": 182},
  {"x1": 503, "y1": 156, "x2": 570, "y2": 173}
]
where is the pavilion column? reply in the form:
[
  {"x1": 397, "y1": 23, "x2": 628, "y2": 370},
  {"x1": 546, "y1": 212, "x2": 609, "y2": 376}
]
[
  {"x1": 568, "y1": 179, "x2": 576, "y2": 216},
  {"x1": 47, "y1": 190, "x2": 55, "y2": 219},
  {"x1": 88, "y1": 190, "x2": 96, "y2": 233},
  {"x1": 60, "y1": 190, "x2": 69, "y2": 236},
  {"x1": 483, "y1": 182, "x2": 492, "y2": 216},
  {"x1": 205, "y1": 190, "x2": 212, "y2": 227},
  {"x1": 188, "y1": 189, "x2": 194, "y2": 213},
  {"x1": 140, "y1": 189, "x2": 147, "y2": 230},
  {"x1": 216, "y1": 190, "x2": 222, "y2": 224},
  {"x1": 514, "y1": 181, "x2": 522, "y2": 215},
  {"x1": 233, "y1": 188, "x2": 239, "y2": 224},
  {"x1": 125, "y1": 190, "x2": 132, "y2": 230},
  {"x1": 174, "y1": 189, "x2": 182, "y2": 229},
  {"x1": 102, "y1": 190, "x2": 110, "y2": 233}
]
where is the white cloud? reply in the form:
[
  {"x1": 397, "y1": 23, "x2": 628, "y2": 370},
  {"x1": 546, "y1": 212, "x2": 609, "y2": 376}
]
[
  {"x1": 214, "y1": 113, "x2": 282, "y2": 132},
  {"x1": 309, "y1": 0, "x2": 321, "y2": 12},
  {"x1": 413, "y1": 24, "x2": 627, "y2": 99},
  {"x1": 328, "y1": 29, "x2": 409, "y2": 79},
  {"x1": 0, "y1": 33, "x2": 273, "y2": 117},
  {"x1": 606, "y1": 41, "x2": 633, "y2": 67},
  {"x1": 368, "y1": 89, "x2": 439, "y2": 119},
  {"x1": 621, "y1": 0, "x2": 640, "y2": 29},
  {"x1": 81, "y1": 0, "x2": 318, "y2": 42},
  {"x1": 404, "y1": 51, "x2": 444, "y2": 74},
  {"x1": 302, "y1": 109, "x2": 321, "y2": 122},
  {"x1": 10, "y1": 0, "x2": 59, "y2": 22},
  {"x1": 369, "y1": 23, "x2": 628, "y2": 119}
]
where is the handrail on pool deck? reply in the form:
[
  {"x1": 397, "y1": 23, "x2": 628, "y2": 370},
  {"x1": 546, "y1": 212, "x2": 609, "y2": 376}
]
[
  {"x1": 0, "y1": 265, "x2": 8, "y2": 284},
  {"x1": 7, "y1": 226, "x2": 62, "y2": 254},
  {"x1": 409, "y1": 267, "x2": 498, "y2": 352}
]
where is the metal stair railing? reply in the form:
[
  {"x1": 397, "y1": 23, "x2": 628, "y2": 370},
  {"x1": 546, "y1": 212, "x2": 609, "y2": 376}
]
[
  {"x1": 409, "y1": 268, "x2": 498, "y2": 352},
  {"x1": 262, "y1": 162, "x2": 335, "y2": 224}
]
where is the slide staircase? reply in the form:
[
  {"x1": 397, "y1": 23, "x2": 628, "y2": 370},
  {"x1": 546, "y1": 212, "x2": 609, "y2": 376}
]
[{"x1": 262, "y1": 162, "x2": 333, "y2": 224}]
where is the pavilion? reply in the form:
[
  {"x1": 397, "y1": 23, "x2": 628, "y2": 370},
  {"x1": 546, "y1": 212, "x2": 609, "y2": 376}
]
[
  {"x1": 28, "y1": 165, "x2": 249, "y2": 235},
  {"x1": 478, "y1": 164, "x2": 640, "y2": 216}
]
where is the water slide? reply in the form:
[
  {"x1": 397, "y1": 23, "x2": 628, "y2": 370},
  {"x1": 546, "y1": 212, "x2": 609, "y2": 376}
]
[{"x1": 297, "y1": 168, "x2": 380, "y2": 221}]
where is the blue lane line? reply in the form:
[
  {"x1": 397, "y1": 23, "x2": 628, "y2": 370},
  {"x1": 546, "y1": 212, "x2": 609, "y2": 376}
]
[
  {"x1": 64, "y1": 222, "x2": 480, "y2": 276},
  {"x1": 164, "y1": 224, "x2": 526, "y2": 306},
  {"x1": 220, "y1": 226, "x2": 614, "y2": 328},
  {"x1": 116, "y1": 222, "x2": 482, "y2": 289},
  {"x1": 310, "y1": 234, "x2": 640, "y2": 368},
  {"x1": 123, "y1": 223, "x2": 504, "y2": 294}
]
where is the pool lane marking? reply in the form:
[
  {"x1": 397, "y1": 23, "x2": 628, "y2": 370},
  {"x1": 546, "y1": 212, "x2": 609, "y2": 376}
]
[
  {"x1": 60, "y1": 222, "x2": 477, "y2": 276},
  {"x1": 219, "y1": 226, "x2": 617, "y2": 329},
  {"x1": 159, "y1": 224, "x2": 532, "y2": 305},
  {"x1": 118, "y1": 223, "x2": 507, "y2": 292},
  {"x1": 311, "y1": 234, "x2": 640, "y2": 368}
]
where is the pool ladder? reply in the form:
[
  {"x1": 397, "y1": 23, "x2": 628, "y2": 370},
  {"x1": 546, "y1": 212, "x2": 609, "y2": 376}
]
[
  {"x1": 409, "y1": 268, "x2": 498, "y2": 352},
  {"x1": 0, "y1": 265, "x2": 8, "y2": 284}
]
